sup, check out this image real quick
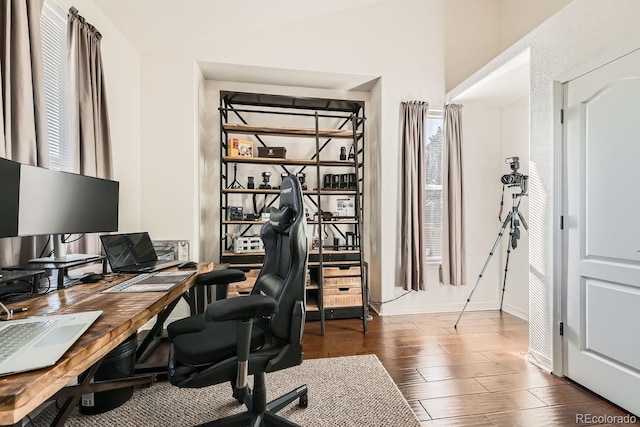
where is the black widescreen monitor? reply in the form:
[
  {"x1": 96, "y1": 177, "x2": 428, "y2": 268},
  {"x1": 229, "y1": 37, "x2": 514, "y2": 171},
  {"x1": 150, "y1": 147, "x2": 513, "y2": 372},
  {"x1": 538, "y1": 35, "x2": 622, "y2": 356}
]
[{"x1": 0, "y1": 157, "x2": 119, "y2": 261}]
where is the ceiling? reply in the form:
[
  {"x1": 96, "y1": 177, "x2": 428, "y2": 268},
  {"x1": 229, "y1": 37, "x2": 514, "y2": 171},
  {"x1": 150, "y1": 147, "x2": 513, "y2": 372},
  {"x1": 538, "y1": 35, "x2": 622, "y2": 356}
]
[
  {"x1": 93, "y1": 0, "x2": 386, "y2": 53},
  {"x1": 451, "y1": 49, "x2": 530, "y2": 107},
  {"x1": 198, "y1": 62, "x2": 379, "y2": 91}
]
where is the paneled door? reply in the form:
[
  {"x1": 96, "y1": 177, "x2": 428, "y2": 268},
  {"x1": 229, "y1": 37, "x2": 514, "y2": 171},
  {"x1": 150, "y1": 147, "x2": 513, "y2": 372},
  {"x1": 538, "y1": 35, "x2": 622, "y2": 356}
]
[{"x1": 564, "y1": 48, "x2": 640, "y2": 416}]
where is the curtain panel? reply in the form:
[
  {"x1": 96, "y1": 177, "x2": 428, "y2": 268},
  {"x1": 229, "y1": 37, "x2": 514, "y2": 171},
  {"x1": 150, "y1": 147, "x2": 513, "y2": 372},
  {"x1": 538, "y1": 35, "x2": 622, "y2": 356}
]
[
  {"x1": 0, "y1": 0, "x2": 49, "y2": 266},
  {"x1": 68, "y1": 7, "x2": 112, "y2": 256},
  {"x1": 68, "y1": 7, "x2": 112, "y2": 179},
  {"x1": 399, "y1": 101, "x2": 428, "y2": 291},
  {"x1": 442, "y1": 103, "x2": 465, "y2": 286}
]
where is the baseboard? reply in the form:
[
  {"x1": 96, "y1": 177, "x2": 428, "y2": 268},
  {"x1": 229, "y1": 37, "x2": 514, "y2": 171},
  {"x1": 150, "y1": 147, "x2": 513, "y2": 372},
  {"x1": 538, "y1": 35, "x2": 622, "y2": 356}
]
[
  {"x1": 376, "y1": 301, "x2": 497, "y2": 316},
  {"x1": 501, "y1": 303, "x2": 529, "y2": 321},
  {"x1": 526, "y1": 350, "x2": 553, "y2": 373}
]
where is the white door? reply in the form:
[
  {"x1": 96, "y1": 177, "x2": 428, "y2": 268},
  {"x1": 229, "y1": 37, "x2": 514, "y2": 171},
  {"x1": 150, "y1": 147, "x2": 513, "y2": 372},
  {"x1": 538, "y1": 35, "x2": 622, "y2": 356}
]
[{"x1": 564, "y1": 48, "x2": 640, "y2": 416}]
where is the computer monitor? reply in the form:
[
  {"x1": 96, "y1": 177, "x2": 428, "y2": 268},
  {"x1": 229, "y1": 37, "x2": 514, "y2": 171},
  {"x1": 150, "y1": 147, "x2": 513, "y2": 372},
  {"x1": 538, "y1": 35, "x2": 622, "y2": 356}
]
[{"x1": 0, "y1": 157, "x2": 119, "y2": 262}]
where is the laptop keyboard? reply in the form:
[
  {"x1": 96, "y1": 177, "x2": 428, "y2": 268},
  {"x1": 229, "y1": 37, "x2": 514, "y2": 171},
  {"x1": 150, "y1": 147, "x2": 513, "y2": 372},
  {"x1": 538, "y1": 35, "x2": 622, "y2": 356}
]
[{"x1": 0, "y1": 321, "x2": 55, "y2": 363}]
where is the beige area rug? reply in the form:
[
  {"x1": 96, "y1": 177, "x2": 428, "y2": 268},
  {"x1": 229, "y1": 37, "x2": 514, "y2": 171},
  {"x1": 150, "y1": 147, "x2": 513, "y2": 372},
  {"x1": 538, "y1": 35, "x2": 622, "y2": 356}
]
[{"x1": 34, "y1": 354, "x2": 420, "y2": 427}]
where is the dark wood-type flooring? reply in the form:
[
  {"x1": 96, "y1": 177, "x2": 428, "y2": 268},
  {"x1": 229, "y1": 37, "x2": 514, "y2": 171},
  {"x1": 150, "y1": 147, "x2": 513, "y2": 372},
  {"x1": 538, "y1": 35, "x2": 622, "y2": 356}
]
[
  {"x1": 302, "y1": 311, "x2": 640, "y2": 426},
  {"x1": 143, "y1": 310, "x2": 638, "y2": 426}
]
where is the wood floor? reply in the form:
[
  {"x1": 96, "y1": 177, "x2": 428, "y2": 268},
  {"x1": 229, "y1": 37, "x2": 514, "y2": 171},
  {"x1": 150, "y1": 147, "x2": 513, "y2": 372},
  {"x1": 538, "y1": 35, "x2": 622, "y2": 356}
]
[{"x1": 302, "y1": 311, "x2": 640, "y2": 426}]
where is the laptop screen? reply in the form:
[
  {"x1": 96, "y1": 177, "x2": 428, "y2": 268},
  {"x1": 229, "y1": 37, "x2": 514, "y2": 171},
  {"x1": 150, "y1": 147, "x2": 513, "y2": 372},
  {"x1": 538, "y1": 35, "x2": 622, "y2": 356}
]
[{"x1": 100, "y1": 232, "x2": 157, "y2": 270}]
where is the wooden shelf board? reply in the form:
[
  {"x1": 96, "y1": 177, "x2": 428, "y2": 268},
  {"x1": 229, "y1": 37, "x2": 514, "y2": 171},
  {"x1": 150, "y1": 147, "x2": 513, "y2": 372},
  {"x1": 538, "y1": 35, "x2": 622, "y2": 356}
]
[
  {"x1": 223, "y1": 156, "x2": 360, "y2": 167},
  {"x1": 222, "y1": 220, "x2": 358, "y2": 225},
  {"x1": 223, "y1": 249, "x2": 359, "y2": 257},
  {"x1": 223, "y1": 123, "x2": 362, "y2": 139},
  {"x1": 223, "y1": 188, "x2": 358, "y2": 196}
]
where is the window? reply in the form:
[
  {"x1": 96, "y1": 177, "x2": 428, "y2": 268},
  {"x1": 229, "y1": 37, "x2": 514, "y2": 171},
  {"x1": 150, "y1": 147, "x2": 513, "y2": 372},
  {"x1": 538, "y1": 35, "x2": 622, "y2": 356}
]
[
  {"x1": 41, "y1": 1, "x2": 72, "y2": 172},
  {"x1": 424, "y1": 109, "x2": 443, "y2": 262}
]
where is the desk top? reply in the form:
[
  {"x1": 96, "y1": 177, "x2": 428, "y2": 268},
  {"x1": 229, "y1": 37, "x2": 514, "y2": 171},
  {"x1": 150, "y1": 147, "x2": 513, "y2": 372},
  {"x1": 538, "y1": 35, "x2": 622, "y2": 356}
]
[{"x1": 0, "y1": 262, "x2": 221, "y2": 425}]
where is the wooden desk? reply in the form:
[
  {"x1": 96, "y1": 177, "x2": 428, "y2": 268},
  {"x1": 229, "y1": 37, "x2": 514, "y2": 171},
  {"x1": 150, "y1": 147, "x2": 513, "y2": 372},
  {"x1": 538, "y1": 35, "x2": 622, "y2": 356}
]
[{"x1": 0, "y1": 262, "x2": 222, "y2": 426}]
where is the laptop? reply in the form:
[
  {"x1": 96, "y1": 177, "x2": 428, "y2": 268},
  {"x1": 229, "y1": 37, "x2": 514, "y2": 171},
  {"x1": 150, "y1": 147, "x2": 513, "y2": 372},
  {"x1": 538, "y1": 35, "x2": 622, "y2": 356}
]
[
  {"x1": 100, "y1": 232, "x2": 182, "y2": 273},
  {"x1": 0, "y1": 310, "x2": 102, "y2": 376}
]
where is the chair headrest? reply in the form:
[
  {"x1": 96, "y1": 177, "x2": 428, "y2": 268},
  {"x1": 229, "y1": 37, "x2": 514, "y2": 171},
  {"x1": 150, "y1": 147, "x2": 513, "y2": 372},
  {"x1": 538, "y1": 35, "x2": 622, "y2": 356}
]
[
  {"x1": 278, "y1": 175, "x2": 303, "y2": 213},
  {"x1": 269, "y1": 205, "x2": 295, "y2": 233}
]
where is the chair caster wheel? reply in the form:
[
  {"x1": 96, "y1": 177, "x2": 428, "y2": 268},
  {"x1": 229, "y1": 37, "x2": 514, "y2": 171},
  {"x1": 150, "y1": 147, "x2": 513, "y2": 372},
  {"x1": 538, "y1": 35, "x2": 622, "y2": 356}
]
[{"x1": 299, "y1": 394, "x2": 308, "y2": 408}]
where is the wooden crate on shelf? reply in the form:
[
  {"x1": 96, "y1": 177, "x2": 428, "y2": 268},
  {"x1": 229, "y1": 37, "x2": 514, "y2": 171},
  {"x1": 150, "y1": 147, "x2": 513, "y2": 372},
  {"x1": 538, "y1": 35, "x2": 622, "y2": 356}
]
[
  {"x1": 227, "y1": 269, "x2": 313, "y2": 297},
  {"x1": 310, "y1": 266, "x2": 361, "y2": 289},
  {"x1": 321, "y1": 266, "x2": 361, "y2": 288},
  {"x1": 323, "y1": 286, "x2": 362, "y2": 308}
]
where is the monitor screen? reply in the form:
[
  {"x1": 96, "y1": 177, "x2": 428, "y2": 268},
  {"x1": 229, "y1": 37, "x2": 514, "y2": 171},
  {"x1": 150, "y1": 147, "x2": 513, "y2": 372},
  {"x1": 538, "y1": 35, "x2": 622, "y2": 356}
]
[{"x1": 0, "y1": 157, "x2": 119, "y2": 238}]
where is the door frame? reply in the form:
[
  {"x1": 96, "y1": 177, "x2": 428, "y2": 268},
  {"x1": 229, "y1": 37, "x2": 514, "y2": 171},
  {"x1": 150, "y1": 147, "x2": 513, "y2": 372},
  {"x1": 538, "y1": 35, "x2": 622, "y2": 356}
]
[{"x1": 553, "y1": 43, "x2": 640, "y2": 377}]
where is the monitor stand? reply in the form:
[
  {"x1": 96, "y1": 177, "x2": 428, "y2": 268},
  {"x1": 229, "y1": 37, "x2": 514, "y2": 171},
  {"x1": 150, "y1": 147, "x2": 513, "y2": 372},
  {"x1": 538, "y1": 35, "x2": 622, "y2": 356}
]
[
  {"x1": 28, "y1": 253, "x2": 102, "y2": 263},
  {"x1": 28, "y1": 234, "x2": 100, "y2": 264}
]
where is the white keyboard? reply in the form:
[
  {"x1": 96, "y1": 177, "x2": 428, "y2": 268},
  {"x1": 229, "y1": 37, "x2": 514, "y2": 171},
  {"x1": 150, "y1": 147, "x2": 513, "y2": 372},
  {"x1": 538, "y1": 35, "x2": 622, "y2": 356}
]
[{"x1": 105, "y1": 273, "x2": 155, "y2": 293}]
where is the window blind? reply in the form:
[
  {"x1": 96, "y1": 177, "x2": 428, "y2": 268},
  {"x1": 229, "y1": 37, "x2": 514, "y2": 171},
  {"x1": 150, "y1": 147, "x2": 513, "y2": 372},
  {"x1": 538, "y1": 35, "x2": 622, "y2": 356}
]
[
  {"x1": 424, "y1": 109, "x2": 443, "y2": 261},
  {"x1": 41, "y1": 2, "x2": 72, "y2": 172}
]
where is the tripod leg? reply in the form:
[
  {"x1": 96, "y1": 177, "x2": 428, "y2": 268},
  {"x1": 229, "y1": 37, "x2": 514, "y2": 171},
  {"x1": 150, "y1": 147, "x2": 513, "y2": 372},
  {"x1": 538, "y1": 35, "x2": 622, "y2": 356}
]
[
  {"x1": 455, "y1": 213, "x2": 512, "y2": 328},
  {"x1": 499, "y1": 243, "x2": 513, "y2": 311},
  {"x1": 517, "y1": 210, "x2": 529, "y2": 233}
]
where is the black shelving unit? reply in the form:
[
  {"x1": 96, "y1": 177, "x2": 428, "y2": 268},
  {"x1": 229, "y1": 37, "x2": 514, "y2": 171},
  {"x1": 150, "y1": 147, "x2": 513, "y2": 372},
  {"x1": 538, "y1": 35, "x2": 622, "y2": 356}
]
[{"x1": 219, "y1": 91, "x2": 368, "y2": 334}]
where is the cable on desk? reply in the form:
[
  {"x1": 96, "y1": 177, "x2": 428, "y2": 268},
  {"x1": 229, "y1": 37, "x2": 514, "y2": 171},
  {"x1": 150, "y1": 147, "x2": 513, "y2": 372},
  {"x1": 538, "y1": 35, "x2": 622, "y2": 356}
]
[
  {"x1": 38, "y1": 235, "x2": 51, "y2": 258},
  {"x1": 0, "y1": 301, "x2": 12, "y2": 320}
]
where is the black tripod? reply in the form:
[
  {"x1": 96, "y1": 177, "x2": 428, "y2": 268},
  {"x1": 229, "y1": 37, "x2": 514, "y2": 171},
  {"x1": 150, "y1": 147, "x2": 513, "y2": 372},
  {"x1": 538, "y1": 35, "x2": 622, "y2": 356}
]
[
  {"x1": 454, "y1": 190, "x2": 528, "y2": 328},
  {"x1": 227, "y1": 164, "x2": 243, "y2": 189}
]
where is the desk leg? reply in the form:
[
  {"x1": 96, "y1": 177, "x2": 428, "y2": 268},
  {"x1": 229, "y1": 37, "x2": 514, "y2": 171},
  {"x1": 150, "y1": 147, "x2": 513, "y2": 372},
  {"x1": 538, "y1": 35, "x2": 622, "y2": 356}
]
[
  {"x1": 51, "y1": 360, "x2": 102, "y2": 427},
  {"x1": 135, "y1": 297, "x2": 180, "y2": 363}
]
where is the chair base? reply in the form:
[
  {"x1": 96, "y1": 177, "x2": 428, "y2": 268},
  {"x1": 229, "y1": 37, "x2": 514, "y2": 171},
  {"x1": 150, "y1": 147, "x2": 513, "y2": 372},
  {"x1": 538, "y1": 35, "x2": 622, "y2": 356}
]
[{"x1": 198, "y1": 383, "x2": 308, "y2": 427}]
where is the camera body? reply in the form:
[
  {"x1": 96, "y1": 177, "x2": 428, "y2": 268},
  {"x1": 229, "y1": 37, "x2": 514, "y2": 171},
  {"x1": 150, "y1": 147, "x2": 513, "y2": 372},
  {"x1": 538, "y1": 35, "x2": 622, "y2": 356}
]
[
  {"x1": 259, "y1": 171, "x2": 272, "y2": 189},
  {"x1": 501, "y1": 157, "x2": 528, "y2": 193}
]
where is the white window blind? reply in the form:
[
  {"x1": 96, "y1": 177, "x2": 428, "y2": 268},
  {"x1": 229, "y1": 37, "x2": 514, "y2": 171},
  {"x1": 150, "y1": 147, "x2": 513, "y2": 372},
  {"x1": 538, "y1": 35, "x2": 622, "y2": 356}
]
[
  {"x1": 424, "y1": 109, "x2": 443, "y2": 261},
  {"x1": 41, "y1": 1, "x2": 73, "y2": 172}
]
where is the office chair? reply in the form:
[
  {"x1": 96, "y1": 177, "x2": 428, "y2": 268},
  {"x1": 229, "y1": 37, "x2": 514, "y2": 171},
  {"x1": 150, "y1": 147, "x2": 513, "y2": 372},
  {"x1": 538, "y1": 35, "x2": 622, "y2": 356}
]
[{"x1": 167, "y1": 175, "x2": 309, "y2": 427}]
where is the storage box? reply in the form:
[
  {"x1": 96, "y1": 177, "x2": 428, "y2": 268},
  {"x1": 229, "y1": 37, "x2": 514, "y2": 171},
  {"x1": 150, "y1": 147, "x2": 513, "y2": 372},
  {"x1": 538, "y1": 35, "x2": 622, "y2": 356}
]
[
  {"x1": 228, "y1": 138, "x2": 254, "y2": 157},
  {"x1": 310, "y1": 266, "x2": 361, "y2": 288},
  {"x1": 233, "y1": 236, "x2": 264, "y2": 253},
  {"x1": 323, "y1": 287, "x2": 362, "y2": 307},
  {"x1": 335, "y1": 198, "x2": 356, "y2": 217},
  {"x1": 257, "y1": 146, "x2": 286, "y2": 158}
]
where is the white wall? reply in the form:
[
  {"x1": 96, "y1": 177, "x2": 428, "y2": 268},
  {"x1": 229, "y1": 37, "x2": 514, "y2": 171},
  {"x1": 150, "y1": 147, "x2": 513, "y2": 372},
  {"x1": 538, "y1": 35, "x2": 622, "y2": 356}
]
[
  {"x1": 445, "y1": 0, "x2": 571, "y2": 91},
  {"x1": 448, "y1": 0, "x2": 640, "y2": 371},
  {"x1": 137, "y1": 0, "x2": 446, "y2": 311},
  {"x1": 499, "y1": 96, "x2": 530, "y2": 320},
  {"x1": 55, "y1": 0, "x2": 142, "y2": 233},
  {"x1": 440, "y1": 95, "x2": 529, "y2": 322}
]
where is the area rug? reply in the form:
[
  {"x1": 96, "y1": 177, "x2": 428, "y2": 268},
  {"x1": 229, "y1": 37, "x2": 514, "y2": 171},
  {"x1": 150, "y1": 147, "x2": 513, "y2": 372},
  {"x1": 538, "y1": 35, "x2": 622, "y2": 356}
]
[{"x1": 34, "y1": 354, "x2": 419, "y2": 427}]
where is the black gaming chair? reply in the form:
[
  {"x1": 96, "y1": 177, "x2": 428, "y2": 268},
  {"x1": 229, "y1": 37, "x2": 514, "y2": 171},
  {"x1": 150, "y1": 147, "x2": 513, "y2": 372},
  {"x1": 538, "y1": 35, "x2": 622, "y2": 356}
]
[{"x1": 167, "y1": 175, "x2": 309, "y2": 427}]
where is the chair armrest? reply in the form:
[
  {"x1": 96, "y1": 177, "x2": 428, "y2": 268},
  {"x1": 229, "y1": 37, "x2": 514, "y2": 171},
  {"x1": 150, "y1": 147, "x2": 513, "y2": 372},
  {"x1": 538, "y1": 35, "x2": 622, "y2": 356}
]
[
  {"x1": 205, "y1": 294, "x2": 278, "y2": 322},
  {"x1": 196, "y1": 269, "x2": 246, "y2": 286}
]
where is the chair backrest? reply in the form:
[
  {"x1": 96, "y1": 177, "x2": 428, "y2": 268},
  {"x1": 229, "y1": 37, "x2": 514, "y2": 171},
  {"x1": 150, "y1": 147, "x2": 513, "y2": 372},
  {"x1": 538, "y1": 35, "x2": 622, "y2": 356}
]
[{"x1": 251, "y1": 175, "x2": 308, "y2": 341}]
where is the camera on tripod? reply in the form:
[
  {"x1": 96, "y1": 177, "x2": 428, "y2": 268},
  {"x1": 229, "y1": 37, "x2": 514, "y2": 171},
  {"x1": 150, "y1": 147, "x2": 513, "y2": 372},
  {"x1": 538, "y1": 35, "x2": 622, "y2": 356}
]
[{"x1": 501, "y1": 157, "x2": 528, "y2": 193}]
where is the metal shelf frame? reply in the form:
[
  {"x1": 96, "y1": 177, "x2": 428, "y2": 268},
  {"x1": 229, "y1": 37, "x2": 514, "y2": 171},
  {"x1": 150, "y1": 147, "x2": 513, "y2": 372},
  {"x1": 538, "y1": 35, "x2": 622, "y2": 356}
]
[{"x1": 218, "y1": 91, "x2": 368, "y2": 334}]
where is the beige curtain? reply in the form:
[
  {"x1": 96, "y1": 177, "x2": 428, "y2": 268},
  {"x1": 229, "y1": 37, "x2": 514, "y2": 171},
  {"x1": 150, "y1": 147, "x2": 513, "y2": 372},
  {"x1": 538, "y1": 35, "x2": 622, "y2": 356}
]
[
  {"x1": 400, "y1": 101, "x2": 428, "y2": 291},
  {"x1": 68, "y1": 7, "x2": 113, "y2": 255},
  {"x1": 0, "y1": 0, "x2": 49, "y2": 266},
  {"x1": 442, "y1": 104, "x2": 465, "y2": 285}
]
